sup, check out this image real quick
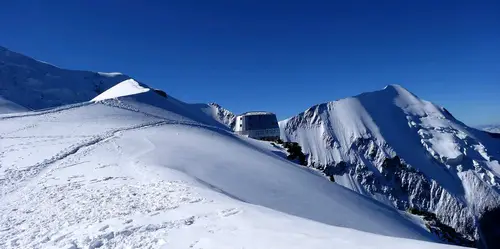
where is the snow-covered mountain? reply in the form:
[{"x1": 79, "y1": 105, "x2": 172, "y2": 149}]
[
  {"x1": 0, "y1": 45, "x2": 129, "y2": 112},
  {"x1": 0, "y1": 46, "x2": 477, "y2": 248},
  {"x1": 478, "y1": 124, "x2": 500, "y2": 134},
  {"x1": 0, "y1": 76, "x2": 458, "y2": 248},
  {"x1": 280, "y1": 84, "x2": 500, "y2": 243},
  {"x1": 205, "y1": 102, "x2": 236, "y2": 129}
]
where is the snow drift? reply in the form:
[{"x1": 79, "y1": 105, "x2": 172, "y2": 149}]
[{"x1": 280, "y1": 84, "x2": 500, "y2": 241}]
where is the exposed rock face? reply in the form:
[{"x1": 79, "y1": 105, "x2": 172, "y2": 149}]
[
  {"x1": 280, "y1": 85, "x2": 500, "y2": 244},
  {"x1": 207, "y1": 103, "x2": 236, "y2": 129}
]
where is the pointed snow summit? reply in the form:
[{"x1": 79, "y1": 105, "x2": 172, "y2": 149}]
[
  {"x1": 91, "y1": 79, "x2": 150, "y2": 101},
  {"x1": 280, "y1": 84, "x2": 500, "y2": 242}
]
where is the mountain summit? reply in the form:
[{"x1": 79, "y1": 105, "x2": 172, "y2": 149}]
[{"x1": 280, "y1": 85, "x2": 500, "y2": 242}]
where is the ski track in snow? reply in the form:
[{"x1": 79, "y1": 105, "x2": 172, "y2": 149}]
[
  {"x1": 0, "y1": 102, "x2": 454, "y2": 249},
  {"x1": 0, "y1": 119, "x2": 223, "y2": 197},
  {"x1": 0, "y1": 105, "x2": 242, "y2": 249}
]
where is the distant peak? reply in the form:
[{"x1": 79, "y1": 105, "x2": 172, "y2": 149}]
[
  {"x1": 208, "y1": 102, "x2": 222, "y2": 108},
  {"x1": 97, "y1": 72, "x2": 124, "y2": 77},
  {"x1": 381, "y1": 84, "x2": 416, "y2": 96},
  {"x1": 383, "y1": 84, "x2": 406, "y2": 91}
]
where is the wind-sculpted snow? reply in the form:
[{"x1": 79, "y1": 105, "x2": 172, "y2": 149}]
[
  {"x1": 0, "y1": 95, "x2": 458, "y2": 248},
  {"x1": 280, "y1": 84, "x2": 500, "y2": 242}
]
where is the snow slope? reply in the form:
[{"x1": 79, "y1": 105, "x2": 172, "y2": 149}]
[
  {"x1": 0, "y1": 96, "x2": 28, "y2": 114},
  {"x1": 280, "y1": 84, "x2": 500, "y2": 241},
  {"x1": 0, "y1": 45, "x2": 129, "y2": 112},
  {"x1": 90, "y1": 79, "x2": 150, "y2": 101},
  {"x1": 0, "y1": 83, "x2": 458, "y2": 248}
]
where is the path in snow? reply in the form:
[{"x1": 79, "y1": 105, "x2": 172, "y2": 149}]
[{"x1": 0, "y1": 101, "x2": 460, "y2": 249}]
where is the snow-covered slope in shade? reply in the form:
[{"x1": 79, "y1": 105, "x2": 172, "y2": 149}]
[
  {"x1": 0, "y1": 88, "x2": 458, "y2": 248},
  {"x1": 0, "y1": 96, "x2": 28, "y2": 114},
  {"x1": 280, "y1": 84, "x2": 500, "y2": 242},
  {"x1": 0, "y1": 45, "x2": 129, "y2": 112}
]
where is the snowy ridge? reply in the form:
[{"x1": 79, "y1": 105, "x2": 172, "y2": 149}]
[
  {"x1": 204, "y1": 103, "x2": 236, "y2": 129},
  {"x1": 0, "y1": 45, "x2": 129, "y2": 112},
  {"x1": 280, "y1": 84, "x2": 500, "y2": 242},
  {"x1": 91, "y1": 79, "x2": 150, "y2": 101}
]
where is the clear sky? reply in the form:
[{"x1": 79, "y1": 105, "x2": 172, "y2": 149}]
[{"x1": 1, "y1": 1, "x2": 499, "y2": 125}]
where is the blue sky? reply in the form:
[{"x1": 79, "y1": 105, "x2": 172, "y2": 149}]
[{"x1": 1, "y1": 1, "x2": 499, "y2": 125}]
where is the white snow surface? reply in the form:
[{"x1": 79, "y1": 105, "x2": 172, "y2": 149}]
[
  {"x1": 0, "y1": 86, "x2": 458, "y2": 248},
  {"x1": 0, "y1": 96, "x2": 29, "y2": 114},
  {"x1": 91, "y1": 79, "x2": 150, "y2": 102},
  {"x1": 280, "y1": 84, "x2": 500, "y2": 239}
]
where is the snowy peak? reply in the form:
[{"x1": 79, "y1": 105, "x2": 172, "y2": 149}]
[
  {"x1": 91, "y1": 79, "x2": 150, "y2": 101},
  {"x1": 383, "y1": 83, "x2": 413, "y2": 94},
  {"x1": 206, "y1": 103, "x2": 236, "y2": 129},
  {"x1": 280, "y1": 85, "x2": 500, "y2": 243}
]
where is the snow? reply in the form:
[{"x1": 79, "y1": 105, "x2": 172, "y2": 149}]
[
  {"x1": 97, "y1": 72, "x2": 124, "y2": 77},
  {"x1": 0, "y1": 92, "x2": 458, "y2": 248},
  {"x1": 478, "y1": 124, "x2": 500, "y2": 134},
  {"x1": 0, "y1": 47, "x2": 468, "y2": 248},
  {"x1": 0, "y1": 96, "x2": 29, "y2": 114},
  {"x1": 0, "y1": 45, "x2": 129, "y2": 110},
  {"x1": 240, "y1": 111, "x2": 275, "y2": 116},
  {"x1": 280, "y1": 84, "x2": 500, "y2": 240},
  {"x1": 91, "y1": 79, "x2": 150, "y2": 101}
]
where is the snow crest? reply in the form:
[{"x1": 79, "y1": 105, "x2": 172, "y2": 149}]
[{"x1": 91, "y1": 79, "x2": 150, "y2": 101}]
